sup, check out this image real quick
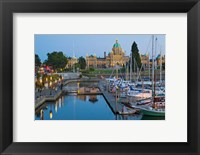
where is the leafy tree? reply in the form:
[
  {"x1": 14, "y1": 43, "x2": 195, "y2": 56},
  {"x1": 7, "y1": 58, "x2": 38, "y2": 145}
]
[
  {"x1": 75, "y1": 63, "x2": 80, "y2": 69},
  {"x1": 131, "y1": 41, "x2": 142, "y2": 70},
  {"x1": 45, "y1": 51, "x2": 67, "y2": 69},
  {"x1": 35, "y1": 54, "x2": 41, "y2": 66},
  {"x1": 78, "y1": 56, "x2": 86, "y2": 69}
]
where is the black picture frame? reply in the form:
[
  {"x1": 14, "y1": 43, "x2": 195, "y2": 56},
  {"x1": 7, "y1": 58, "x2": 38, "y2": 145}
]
[{"x1": 0, "y1": 0, "x2": 200, "y2": 154}]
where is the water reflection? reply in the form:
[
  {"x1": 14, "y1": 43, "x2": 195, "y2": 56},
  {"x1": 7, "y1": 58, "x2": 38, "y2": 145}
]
[
  {"x1": 35, "y1": 95, "x2": 159, "y2": 120},
  {"x1": 55, "y1": 100, "x2": 58, "y2": 113},
  {"x1": 89, "y1": 95, "x2": 98, "y2": 103},
  {"x1": 49, "y1": 110, "x2": 53, "y2": 119},
  {"x1": 40, "y1": 109, "x2": 44, "y2": 120},
  {"x1": 77, "y1": 95, "x2": 86, "y2": 101}
]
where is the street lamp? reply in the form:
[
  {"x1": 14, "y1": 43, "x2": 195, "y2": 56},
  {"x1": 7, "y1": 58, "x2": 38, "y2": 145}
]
[
  {"x1": 39, "y1": 77, "x2": 42, "y2": 84},
  {"x1": 49, "y1": 81, "x2": 52, "y2": 87}
]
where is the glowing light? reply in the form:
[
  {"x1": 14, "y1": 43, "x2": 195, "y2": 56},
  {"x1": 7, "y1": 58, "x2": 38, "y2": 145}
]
[
  {"x1": 39, "y1": 78, "x2": 42, "y2": 83},
  {"x1": 50, "y1": 111, "x2": 53, "y2": 119}
]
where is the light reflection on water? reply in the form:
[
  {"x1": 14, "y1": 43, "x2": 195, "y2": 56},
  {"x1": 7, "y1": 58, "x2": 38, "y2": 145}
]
[{"x1": 35, "y1": 95, "x2": 164, "y2": 120}]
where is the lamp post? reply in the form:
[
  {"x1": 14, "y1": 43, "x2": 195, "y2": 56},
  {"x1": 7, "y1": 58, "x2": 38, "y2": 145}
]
[
  {"x1": 39, "y1": 77, "x2": 42, "y2": 84},
  {"x1": 49, "y1": 81, "x2": 52, "y2": 87},
  {"x1": 44, "y1": 77, "x2": 48, "y2": 89},
  {"x1": 49, "y1": 81, "x2": 52, "y2": 95}
]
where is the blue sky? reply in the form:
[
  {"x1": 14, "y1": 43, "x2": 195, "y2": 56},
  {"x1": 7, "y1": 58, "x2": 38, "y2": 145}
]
[{"x1": 35, "y1": 34, "x2": 165, "y2": 62}]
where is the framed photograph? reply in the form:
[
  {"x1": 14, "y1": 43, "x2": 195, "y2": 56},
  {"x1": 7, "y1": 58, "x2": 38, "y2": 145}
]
[{"x1": 0, "y1": 0, "x2": 200, "y2": 154}]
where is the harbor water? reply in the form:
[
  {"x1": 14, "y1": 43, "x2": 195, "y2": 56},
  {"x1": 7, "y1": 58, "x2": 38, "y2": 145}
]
[{"x1": 35, "y1": 94, "x2": 164, "y2": 120}]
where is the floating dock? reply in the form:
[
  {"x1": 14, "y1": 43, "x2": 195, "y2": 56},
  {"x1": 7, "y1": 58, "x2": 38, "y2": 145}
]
[{"x1": 98, "y1": 80, "x2": 123, "y2": 114}]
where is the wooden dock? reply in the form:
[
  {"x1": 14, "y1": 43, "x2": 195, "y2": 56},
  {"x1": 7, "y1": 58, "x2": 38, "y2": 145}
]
[{"x1": 98, "y1": 80, "x2": 123, "y2": 114}]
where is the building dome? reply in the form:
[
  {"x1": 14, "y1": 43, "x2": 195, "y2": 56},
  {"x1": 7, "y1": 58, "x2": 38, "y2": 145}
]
[
  {"x1": 112, "y1": 39, "x2": 123, "y2": 55},
  {"x1": 113, "y1": 40, "x2": 121, "y2": 48},
  {"x1": 156, "y1": 54, "x2": 161, "y2": 59}
]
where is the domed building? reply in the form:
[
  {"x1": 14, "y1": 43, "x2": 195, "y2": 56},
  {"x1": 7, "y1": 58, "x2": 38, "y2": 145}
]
[
  {"x1": 112, "y1": 39, "x2": 124, "y2": 55},
  {"x1": 86, "y1": 40, "x2": 130, "y2": 68}
]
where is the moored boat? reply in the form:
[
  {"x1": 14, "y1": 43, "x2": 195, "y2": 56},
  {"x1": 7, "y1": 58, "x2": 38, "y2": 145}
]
[
  {"x1": 140, "y1": 107, "x2": 165, "y2": 117},
  {"x1": 133, "y1": 105, "x2": 165, "y2": 117},
  {"x1": 118, "y1": 106, "x2": 140, "y2": 115}
]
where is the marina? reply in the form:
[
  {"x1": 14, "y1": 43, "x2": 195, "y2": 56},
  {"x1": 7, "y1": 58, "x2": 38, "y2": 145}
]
[
  {"x1": 35, "y1": 34, "x2": 165, "y2": 120},
  {"x1": 35, "y1": 76, "x2": 165, "y2": 120}
]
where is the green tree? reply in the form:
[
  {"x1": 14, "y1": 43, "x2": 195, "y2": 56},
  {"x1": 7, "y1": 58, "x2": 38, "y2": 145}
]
[
  {"x1": 35, "y1": 54, "x2": 41, "y2": 66},
  {"x1": 131, "y1": 41, "x2": 142, "y2": 70},
  {"x1": 75, "y1": 63, "x2": 80, "y2": 69},
  {"x1": 45, "y1": 51, "x2": 67, "y2": 70},
  {"x1": 78, "y1": 56, "x2": 86, "y2": 69}
]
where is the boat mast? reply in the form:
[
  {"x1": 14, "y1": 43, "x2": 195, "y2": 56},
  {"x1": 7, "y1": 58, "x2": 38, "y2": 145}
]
[
  {"x1": 152, "y1": 35, "x2": 154, "y2": 101},
  {"x1": 160, "y1": 47, "x2": 162, "y2": 84},
  {"x1": 148, "y1": 52, "x2": 150, "y2": 80},
  {"x1": 154, "y1": 37, "x2": 157, "y2": 104},
  {"x1": 73, "y1": 40, "x2": 75, "y2": 73},
  {"x1": 126, "y1": 62, "x2": 129, "y2": 81},
  {"x1": 130, "y1": 52, "x2": 132, "y2": 82}
]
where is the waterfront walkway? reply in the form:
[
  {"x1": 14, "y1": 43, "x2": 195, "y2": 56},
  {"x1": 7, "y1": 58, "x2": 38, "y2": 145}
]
[
  {"x1": 35, "y1": 87, "x2": 62, "y2": 109},
  {"x1": 63, "y1": 77, "x2": 99, "y2": 86}
]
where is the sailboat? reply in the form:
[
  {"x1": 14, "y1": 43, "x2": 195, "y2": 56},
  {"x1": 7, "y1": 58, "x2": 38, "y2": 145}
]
[
  {"x1": 118, "y1": 105, "x2": 140, "y2": 115},
  {"x1": 134, "y1": 104, "x2": 165, "y2": 116},
  {"x1": 131, "y1": 35, "x2": 165, "y2": 117}
]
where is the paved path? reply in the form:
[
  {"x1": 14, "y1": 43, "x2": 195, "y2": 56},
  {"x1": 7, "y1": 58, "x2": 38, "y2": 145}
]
[
  {"x1": 63, "y1": 78, "x2": 99, "y2": 86},
  {"x1": 35, "y1": 88, "x2": 61, "y2": 99},
  {"x1": 35, "y1": 85, "x2": 63, "y2": 109}
]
